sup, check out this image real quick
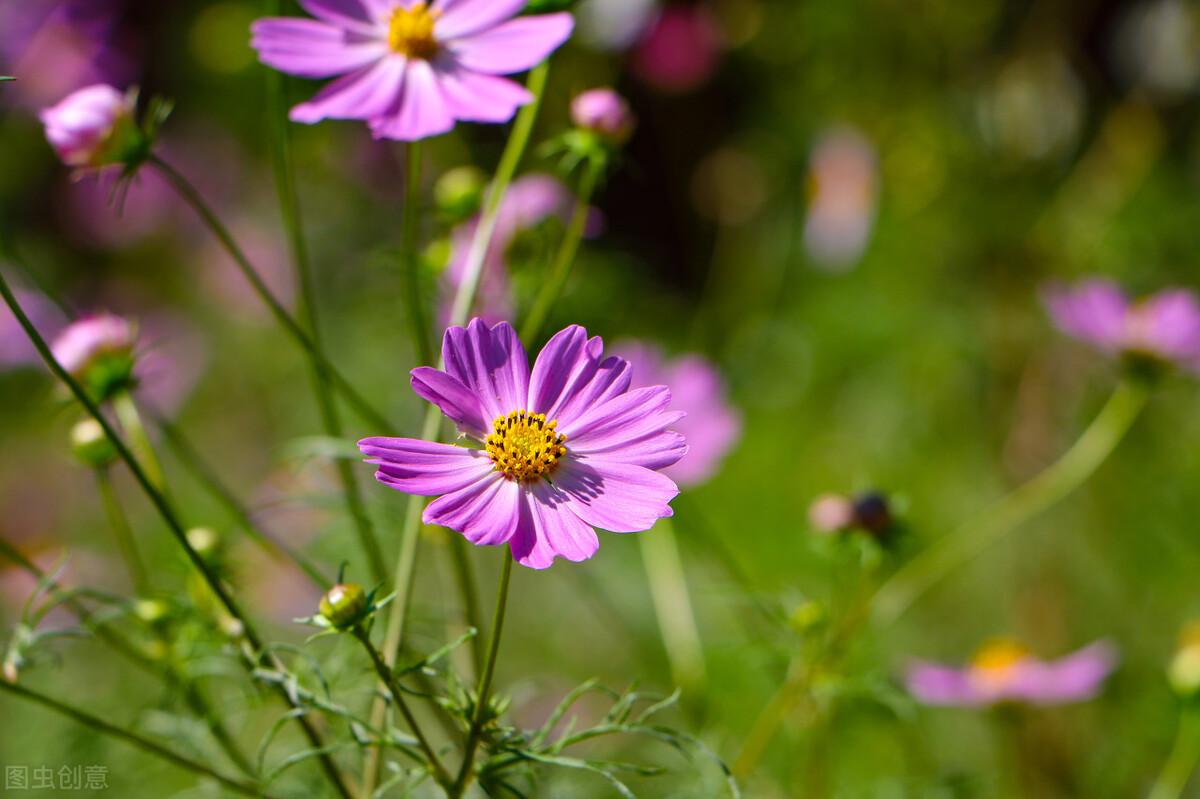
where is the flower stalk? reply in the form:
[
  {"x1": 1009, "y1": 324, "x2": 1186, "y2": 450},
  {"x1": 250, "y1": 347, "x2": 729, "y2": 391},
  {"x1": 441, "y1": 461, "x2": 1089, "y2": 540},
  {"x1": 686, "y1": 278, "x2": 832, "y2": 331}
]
[
  {"x1": 639, "y1": 518, "x2": 706, "y2": 695},
  {"x1": 112, "y1": 388, "x2": 166, "y2": 492},
  {"x1": 871, "y1": 377, "x2": 1150, "y2": 626},
  {"x1": 1150, "y1": 704, "x2": 1200, "y2": 799},
  {"x1": 450, "y1": 548, "x2": 515, "y2": 798},
  {"x1": 0, "y1": 273, "x2": 353, "y2": 799},
  {"x1": 0, "y1": 679, "x2": 272, "y2": 798},
  {"x1": 403, "y1": 141, "x2": 433, "y2": 365}
]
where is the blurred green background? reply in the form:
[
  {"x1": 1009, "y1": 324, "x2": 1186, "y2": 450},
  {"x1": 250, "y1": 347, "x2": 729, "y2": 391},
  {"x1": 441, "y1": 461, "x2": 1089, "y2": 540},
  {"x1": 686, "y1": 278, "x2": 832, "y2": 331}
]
[{"x1": 4, "y1": 0, "x2": 1200, "y2": 796}]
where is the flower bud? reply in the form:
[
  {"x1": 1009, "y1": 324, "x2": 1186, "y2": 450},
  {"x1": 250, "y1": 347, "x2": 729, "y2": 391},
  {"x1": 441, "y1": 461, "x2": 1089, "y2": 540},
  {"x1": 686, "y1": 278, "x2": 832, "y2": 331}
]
[
  {"x1": 1170, "y1": 624, "x2": 1200, "y2": 699},
  {"x1": 808, "y1": 493, "x2": 855, "y2": 533},
  {"x1": 70, "y1": 418, "x2": 117, "y2": 468},
  {"x1": 51, "y1": 314, "x2": 137, "y2": 401},
  {"x1": 852, "y1": 492, "x2": 893, "y2": 536},
  {"x1": 571, "y1": 88, "x2": 636, "y2": 144},
  {"x1": 319, "y1": 583, "x2": 368, "y2": 630},
  {"x1": 185, "y1": 527, "x2": 222, "y2": 561},
  {"x1": 39, "y1": 85, "x2": 143, "y2": 169},
  {"x1": 435, "y1": 166, "x2": 486, "y2": 222},
  {"x1": 133, "y1": 598, "x2": 170, "y2": 626}
]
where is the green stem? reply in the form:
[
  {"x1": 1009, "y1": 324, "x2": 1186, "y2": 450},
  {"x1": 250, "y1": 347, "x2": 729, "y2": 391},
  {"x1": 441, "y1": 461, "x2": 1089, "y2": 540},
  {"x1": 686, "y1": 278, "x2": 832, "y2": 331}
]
[
  {"x1": 151, "y1": 410, "x2": 331, "y2": 588},
  {"x1": 360, "y1": 61, "x2": 554, "y2": 799},
  {"x1": 264, "y1": 52, "x2": 386, "y2": 585},
  {"x1": 0, "y1": 680, "x2": 273, "y2": 798},
  {"x1": 871, "y1": 378, "x2": 1149, "y2": 626},
  {"x1": 403, "y1": 141, "x2": 433, "y2": 365},
  {"x1": 732, "y1": 658, "x2": 809, "y2": 779},
  {"x1": 1151, "y1": 706, "x2": 1200, "y2": 799},
  {"x1": 519, "y1": 157, "x2": 601, "y2": 344},
  {"x1": 95, "y1": 468, "x2": 149, "y2": 594},
  {"x1": 638, "y1": 518, "x2": 706, "y2": 695},
  {"x1": 352, "y1": 627, "x2": 453, "y2": 790},
  {"x1": 0, "y1": 275, "x2": 353, "y2": 799},
  {"x1": 112, "y1": 389, "x2": 166, "y2": 493},
  {"x1": 147, "y1": 154, "x2": 397, "y2": 437},
  {"x1": 0, "y1": 536, "x2": 255, "y2": 778},
  {"x1": 451, "y1": 548, "x2": 514, "y2": 797},
  {"x1": 448, "y1": 534, "x2": 485, "y2": 678}
]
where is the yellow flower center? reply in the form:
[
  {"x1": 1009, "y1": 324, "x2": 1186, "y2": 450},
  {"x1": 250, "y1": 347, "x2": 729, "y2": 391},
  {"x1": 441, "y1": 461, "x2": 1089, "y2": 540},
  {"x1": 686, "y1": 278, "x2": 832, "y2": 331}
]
[
  {"x1": 485, "y1": 410, "x2": 568, "y2": 483},
  {"x1": 388, "y1": 3, "x2": 440, "y2": 59},
  {"x1": 969, "y1": 638, "x2": 1031, "y2": 688}
]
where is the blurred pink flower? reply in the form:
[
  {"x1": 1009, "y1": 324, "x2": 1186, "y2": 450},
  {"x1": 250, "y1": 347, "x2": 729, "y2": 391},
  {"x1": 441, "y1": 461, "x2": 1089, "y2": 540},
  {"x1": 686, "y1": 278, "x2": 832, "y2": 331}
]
[
  {"x1": 134, "y1": 313, "x2": 207, "y2": 416},
  {"x1": 0, "y1": 0, "x2": 135, "y2": 110},
  {"x1": 571, "y1": 87, "x2": 636, "y2": 143},
  {"x1": 441, "y1": 174, "x2": 578, "y2": 326},
  {"x1": 40, "y1": 84, "x2": 138, "y2": 168},
  {"x1": 613, "y1": 341, "x2": 740, "y2": 487},
  {"x1": 632, "y1": 5, "x2": 722, "y2": 94},
  {"x1": 50, "y1": 313, "x2": 135, "y2": 376},
  {"x1": 0, "y1": 286, "x2": 65, "y2": 370},
  {"x1": 804, "y1": 127, "x2": 879, "y2": 271},
  {"x1": 251, "y1": 0, "x2": 574, "y2": 141},
  {"x1": 906, "y1": 640, "x2": 1117, "y2": 707},
  {"x1": 1044, "y1": 279, "x2": 1200, "y2": 373}
]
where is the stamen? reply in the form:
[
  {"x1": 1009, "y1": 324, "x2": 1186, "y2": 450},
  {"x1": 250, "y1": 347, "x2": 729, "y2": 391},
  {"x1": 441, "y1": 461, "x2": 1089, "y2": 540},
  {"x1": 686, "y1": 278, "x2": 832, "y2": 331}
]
[
  {"x1": 485, "y1": 410, "x2": 568, "y2": 482},
  {"x1": 388, "y1": 3, "x2": 440, "y2": 60}
]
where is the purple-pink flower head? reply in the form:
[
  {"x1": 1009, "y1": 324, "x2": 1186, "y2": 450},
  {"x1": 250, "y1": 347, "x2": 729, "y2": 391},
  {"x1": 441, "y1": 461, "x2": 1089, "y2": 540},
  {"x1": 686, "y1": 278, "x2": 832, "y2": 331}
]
[
  {"x1": 359, "y1": 320, "x2": 686, "y2": 569},
  {"x1": 631, "y1": 5, "x2": 722, "y2": 94},
  {"x1": 612, "y1": 342, "x2": 740, "y2": 487},
  {"x1": 906, "y1": 639, "x2": 1117, "y2": 708},
  {"x1": 1044, "y1": 279, "x2": 1200, "y2": 374},
  {"x1": 40, "y1": 84, "x2": 137, "y2": 168},
  {"x1": 50, "y1": 313, "x2": 137, "y2": 399},
  {"x1": 571, "y1": 87, "x2": 636, "y2": 144},
  {"x1": 251, "y1": 0, "x2": 575, "y2": 141}
]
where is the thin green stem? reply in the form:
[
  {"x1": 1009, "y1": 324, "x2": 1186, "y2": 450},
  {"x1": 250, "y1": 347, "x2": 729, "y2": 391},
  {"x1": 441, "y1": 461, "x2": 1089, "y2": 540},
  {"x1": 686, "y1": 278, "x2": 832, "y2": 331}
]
[
  {"x1": 0, "y1": 275, "x2": 353, "y2": 799},
  {"x1": 0, "y1": 680, "x2": 273, "y2": 798},
  {"x1": 112, "y1": 389, "x2": 166, "y2": 493},
  {"x1": 448, "y1": 534, "x2": 485, "y2": 678},
  {"x1": 871, "y1": 378, "x2": 1149, "y2": 626},
  {"x1": 1151, "y1": 705, "x2": 1200, "y2": 799},
  {"x1": 264, "y1": 50, "x2": 386, "y2": 584},
  {"x1": 638, "y1": 518, "x2": 706, "y2": 695},
  {"x1": 451, "y1": 548, "x2": 514, "y2": 797},
  {"x1": 95, "y1": 468, "x2": 149, "y2": 594},
  {"x1": 150, "y1": 410, "x2": 331, "y2": 588},
  {"x1": 403, "y1": 141, "x2": 433, "y2": 365},
  {"x1": 352, "y1": 627, "x2": 453, "y2": 790},
  {"x1": 519, "y1": 158, "x2": 602, "y2": 344},
  {"x1": 361, "y1": 61, "x2": 554, "y2": 798},
  {"x1": 0, "y1": 536, "x2": 254, "y2": 777},
  {"x1": 147, "y1": 154, "x2": 397, "y2": 437}
]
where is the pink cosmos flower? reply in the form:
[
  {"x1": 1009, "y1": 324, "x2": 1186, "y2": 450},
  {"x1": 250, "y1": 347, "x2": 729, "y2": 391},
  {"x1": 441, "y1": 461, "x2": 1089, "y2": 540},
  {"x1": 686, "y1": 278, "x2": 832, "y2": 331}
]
[
  {"x1": 250, "y1": 0, "x2": 575, "y2": 141},
  {"x1": 612, "y1": 342, "x2": 739, "y2": 487},
  {"x1": 441, "y1": 174, "x2": 579, "y2": 326},
  {"x1": 1044, "y1": 279, "x2": 1200, "y2": 373},
  {"x1": 804, "y1": 127, "x2": 879, "y2": 271},
  {"x1": 359, "y1": 319, "x2": 686, "y2": 569},
  {"x1": 40, "y1": 84, "x2": 137, "y2": 168},
  {"x1": 906, "y1": 640, "x2": 1117, "y2": 707},
  {"x1": 50, "y1": 313, "x2": 136, "y2": 376},
  {"x1": 632, "y1": 5, "x2": 722, "y2": 94},
  {"x1": 571, "y1": 87, "x2": 636, "y2": 143}
]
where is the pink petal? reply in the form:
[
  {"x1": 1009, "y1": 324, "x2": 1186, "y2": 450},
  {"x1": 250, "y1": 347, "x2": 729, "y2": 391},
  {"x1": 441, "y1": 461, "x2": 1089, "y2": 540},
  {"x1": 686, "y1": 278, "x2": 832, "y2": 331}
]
[
  {"x1": 448, "y1": 14, "x2": 575, "y2": 76},
  {"x1": 1043, "y1": 279, "x2": 1129, "y2": 352},
  {"x1": 905, "y1": 662, "x2": 985, "y2": 706},
  {"x1": 441, "y1": 319, "x2": 530, "y2": 422},
  {"x1": 1135, "y1": 289, "x2": 1200, "y2": 360},
  {"x1": 435, "y1": 65, "x2": 532, "y2": 122},
  {"x1": 508, "y1": 482, "x2": 599, "y2": 568},
  {"x1": 289, "y1": 56, "x2": 406, "y2": 122},
  {"x1": 556, "y1": 457, "x2": 678, "y2": 533},
  {"x1": 410, "y1": 366, "x2": 488, "y2": 438},
  {"x1": 298, "y1": 0, "x2": 387, "y2": 33},
  {"x1": 432, "y1": 0, "x2": 527, "y2": 40},
  {"x1": 369, "y1": 59, "x2": 457, "y2": 141},
  {"x1": 359, "y1": 437, "x2": 493, "y2": 495},
  {"x1": 1008, "y1": 642, "x2": 1117, "y2": 704},
  {"x1": 528, "y1": 326, "x2": 602, "y2": 418},
  {"x1": 251, "y1": 18, "x2": 386, "y2": 78},
  {"x1": 559, "y1": 385, "x2": 683, "y2": 448},
  {"x1": 550, "y1": 356, "x2": 632, "y2": 426},
  {"x1": 424, "y1": 472, "x2": 520, "y2": 546}
]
